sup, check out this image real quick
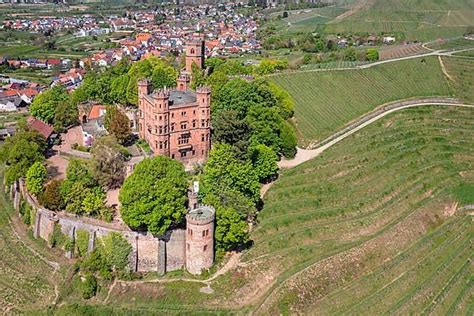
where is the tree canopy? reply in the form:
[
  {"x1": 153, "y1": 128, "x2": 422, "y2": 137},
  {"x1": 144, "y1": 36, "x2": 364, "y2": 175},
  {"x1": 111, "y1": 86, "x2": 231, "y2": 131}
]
[
  {"x1": 119, "y1": 156, "x2": 188, "y2": 235},
  {"x1": 90, "y1": 136, "x2": 127, "y2": 190},
  {"x1": 0, "y1": 128, "x2": 46, "y2": 185},
  {"x1": 103, "y1": 106, "x2": 131, "y2": 144},
  {"x1": 29, "y1": 85, "x2": 69, "y2": 124},
  {"x1": 26, "y1": 161, "x2": 47, "y2": 196}
]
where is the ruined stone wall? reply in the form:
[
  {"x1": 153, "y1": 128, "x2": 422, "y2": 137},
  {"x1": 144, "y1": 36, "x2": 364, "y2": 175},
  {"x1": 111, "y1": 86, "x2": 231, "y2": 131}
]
[
  {"x1": 13, "y1": 181, "x2": 192, "y2": 274},
  {"x1": 166, "y1": 229, "x2": 186, "y2": 271}
]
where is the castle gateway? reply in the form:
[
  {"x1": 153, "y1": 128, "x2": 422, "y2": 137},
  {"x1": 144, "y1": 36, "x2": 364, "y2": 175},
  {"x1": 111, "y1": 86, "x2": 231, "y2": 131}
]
[{"x1": 138, "y1": 40, "x2": 211, "y2": 169}]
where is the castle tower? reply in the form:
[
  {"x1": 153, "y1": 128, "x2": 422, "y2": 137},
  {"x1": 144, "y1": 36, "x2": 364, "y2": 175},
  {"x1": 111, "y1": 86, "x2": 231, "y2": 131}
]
[
  {"x1": 150, "y1": 88, "x2": 170, "y2": 156},
  {"x1": 185, "y1": 39, "x2": 205, "y2": 73},
  {"x1": 185, "y1": 205, "x2": 215, "y2": 274},
  {"x1": 196, "y1": 86, "x2": 211, "y2": 158},
  {"x1": 138, "y1": 78, "x2": 151, "y2": 98},
  {"x1": 177, "y1": 73, "x2": 190, "y2": 92}
]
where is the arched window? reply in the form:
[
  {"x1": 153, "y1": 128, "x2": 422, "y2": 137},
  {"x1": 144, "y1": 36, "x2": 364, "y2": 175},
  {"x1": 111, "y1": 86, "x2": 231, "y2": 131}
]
[{"x1": 190, "y1": 48, "x2": 195, "y2": 55}]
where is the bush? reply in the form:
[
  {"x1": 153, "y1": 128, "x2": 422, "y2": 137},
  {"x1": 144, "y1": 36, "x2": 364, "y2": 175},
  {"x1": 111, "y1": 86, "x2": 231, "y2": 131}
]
[
  {"x1": 49, "y1": 224, "x2": 66, "y2": 248},
  {"x1": 80, "y1": 274, "x2": 97, "y2": 299},
  {"x1": 39, "y1": 179, "x2": 65, "y2": 211},
  {"x1": 75, "y1": 230, "x2": 90, "y2": 257},
  {"x1": 26, "y1": 161, "x2": 47, "y2": 196}
]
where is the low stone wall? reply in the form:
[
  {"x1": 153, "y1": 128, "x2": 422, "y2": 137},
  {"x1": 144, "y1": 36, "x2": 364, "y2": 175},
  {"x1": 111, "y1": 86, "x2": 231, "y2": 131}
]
[{"x1": 13, "y1": 180, "x2": 185, "y2": 274}]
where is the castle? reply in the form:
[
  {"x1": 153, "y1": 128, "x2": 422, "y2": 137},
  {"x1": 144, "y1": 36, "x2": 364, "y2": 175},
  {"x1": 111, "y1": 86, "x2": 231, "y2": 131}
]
[{"x1": 138, "y1": 39, "x2": 211, "y2": 169}]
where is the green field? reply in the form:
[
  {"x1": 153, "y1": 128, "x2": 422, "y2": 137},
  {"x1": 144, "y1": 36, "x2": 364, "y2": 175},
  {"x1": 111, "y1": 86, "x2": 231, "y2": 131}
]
[
  {"x1": 443, "y1": 56, "x2": 474, "y2": 103},
  {"x1": 271, "y1": 56, "x2": 453, "y2": 145},
  {"x1": 325, "y1": 0, "x2": 474, "y2": 41},
  {"x1": 250, "y1": 106, "x2": 474, "y2": 313}
]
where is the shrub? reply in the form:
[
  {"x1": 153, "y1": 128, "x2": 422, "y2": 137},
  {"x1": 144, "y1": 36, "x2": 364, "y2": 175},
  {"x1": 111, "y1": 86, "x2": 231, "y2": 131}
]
[
  {"x1": 39, "y1": 179, "x2": 65, "y2": 211},
  {"x1": 64, "y1": 238, "x2": 75, "y2": 252},
  {"x1": 49, "y1": 224, "x2": 66, "y2": 248},
  {"x1": 80, "y1": 274, "x2": 97, "y2": 299},
  {"x1": 75, "y1": 230, "x2": 90, "y2": 257},
  {"x1": 25, "y1": 161, "x2": 47, "y2": 196}
]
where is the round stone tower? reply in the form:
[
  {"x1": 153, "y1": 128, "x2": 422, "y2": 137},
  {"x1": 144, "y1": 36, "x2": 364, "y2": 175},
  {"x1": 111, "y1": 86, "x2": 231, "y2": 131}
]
[{"x1": 185, "y1": 205, "x2": 215, "y2": 275}]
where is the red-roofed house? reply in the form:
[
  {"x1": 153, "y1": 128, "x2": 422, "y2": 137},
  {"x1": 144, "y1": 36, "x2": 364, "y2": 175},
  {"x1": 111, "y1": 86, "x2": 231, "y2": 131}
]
[{"x1": 27, "y1": 116, "x2": 54, "y2": 140}]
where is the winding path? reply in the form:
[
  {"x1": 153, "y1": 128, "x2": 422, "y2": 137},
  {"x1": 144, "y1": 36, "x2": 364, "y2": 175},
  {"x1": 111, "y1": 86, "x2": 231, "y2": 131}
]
[{"x1": 278, "y1": 98, "x2": 474, "y2": 170}]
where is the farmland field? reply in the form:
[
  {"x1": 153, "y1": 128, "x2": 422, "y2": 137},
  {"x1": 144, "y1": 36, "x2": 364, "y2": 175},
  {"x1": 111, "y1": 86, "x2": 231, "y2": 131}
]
[
  {"x1": 325, "y1": 0, "x2": 474, "y2": 41},
  {"x1": 270, "y1": 56, "x2": 453, "y2": 145},
  {"x1": 443, "y1": 56, "x2": 474, "y2": 103}
]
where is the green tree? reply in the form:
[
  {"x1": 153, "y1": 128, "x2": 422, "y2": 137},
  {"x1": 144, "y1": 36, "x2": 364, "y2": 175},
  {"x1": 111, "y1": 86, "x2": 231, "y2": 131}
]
[
  {"x1": 202, "y1": 143, "x2": 260, "y2": 203},
  {"x1": 90, "y1": 136, "x2": 127, "y2": 189},
  {"x1": 344, "y1": 47, "x2": 357, "y2": 61},
  {"x1": 151, "y1": 64, "x2": 177, "y2": 89},
  {"x1": 96, "y1": 232, "x2": 132, "y2": 271},
  {"x1": 0, "y1": 129, "x2": 46, "y2": 185},
  {"x1": 110, "y1": 74, "x2": 130, "y2": 105},
  {"x1": 214, "y1": 207, "x2": 249, "y2": 251},
  {"x1": 25, "y1": 161, "x2": 47, "y2": 196},
  {"x1": 212, "y1": 109, "x2": 250, "y2": 158},
  {"x1": 280, "y1": 121, "x2": 297, "y2": 158},
  {"x1": 191, "y1": 62, "x2": 206, "y2": 90},
  {"x1": 119, "y1": 156, "x2": 188, "y2": 235},
  {"x1": 54, "y1": 101, "x2": 78, "y2": 132},
  {"x1": 39, "y1": 179, "x2": 65, "y2": 211},
  {"x1": 248, "y1": 144, "x2": 278, "y2": 183},
  {"x1": 80, "y1": 274, "x2": 97, "y2": 299},
  {"x1": 29, "y1": 86, "x2": 69, "y2": 124},
  {"x1": 366, "y1": 48, "x2": 379, "y2": 61},
  {"x1": 103, "y1": 106, "x2": 131, "y2": 144}
]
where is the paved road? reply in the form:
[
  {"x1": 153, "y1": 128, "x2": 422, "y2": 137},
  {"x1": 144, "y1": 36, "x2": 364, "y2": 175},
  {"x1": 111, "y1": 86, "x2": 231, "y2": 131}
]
[{"x1": 278, "y1": 98, "x2": 474, "y2": 169}]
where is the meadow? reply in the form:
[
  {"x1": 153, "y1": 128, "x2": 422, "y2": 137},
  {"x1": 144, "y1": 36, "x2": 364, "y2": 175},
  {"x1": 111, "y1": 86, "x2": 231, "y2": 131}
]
[
  {"x1": 325, "y1": 0, "x2": 474, "y2": 41},
  {"x1": 271, "y1": 56, "x2": 453, "y2": 145}
]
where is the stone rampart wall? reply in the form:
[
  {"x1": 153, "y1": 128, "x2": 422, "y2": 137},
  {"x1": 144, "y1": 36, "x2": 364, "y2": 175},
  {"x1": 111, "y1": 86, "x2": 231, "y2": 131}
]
[{"x1": 13, "y1": 180, "x2": 185, "y2": 274}]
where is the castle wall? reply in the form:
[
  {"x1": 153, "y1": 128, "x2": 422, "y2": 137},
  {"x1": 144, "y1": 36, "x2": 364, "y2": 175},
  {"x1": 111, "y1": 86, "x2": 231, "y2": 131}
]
[
  {"x1": 13, "y1": 180, "x2": 212, "y2": 274},
  {"x1": 166, "y1": 229, "x2": 186, "y2": 271}
]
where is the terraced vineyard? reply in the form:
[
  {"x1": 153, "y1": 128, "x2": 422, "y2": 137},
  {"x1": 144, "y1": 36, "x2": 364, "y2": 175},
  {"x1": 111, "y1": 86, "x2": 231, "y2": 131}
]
[
  {"x1": 248, "y1": 106, "x2": 474, "y2": 314},
  {"x1": 443, "y1": 56, "x2": 474, "y2": 103},
  {"x1": 325, "y1": 0, "x2": 474, "y2": 41},
  {"x1": 0, "y1": 174, "x2": 57, "y2": 313},
  {"x1": 271, "y1": 56, "x2": 452, "y2": 145}
]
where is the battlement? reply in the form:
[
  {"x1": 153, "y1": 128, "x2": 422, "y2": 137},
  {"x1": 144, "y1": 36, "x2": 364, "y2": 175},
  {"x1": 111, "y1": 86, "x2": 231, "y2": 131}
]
[
  {"x1": 196, "y1": 86, "x2": 211, "y2": 94},
  {"x1": 186, "y1": 205, "x2": 215, "y2": 225},
  {"x1": 152, "y1": 87, "x2": 171, "y2": 99}
]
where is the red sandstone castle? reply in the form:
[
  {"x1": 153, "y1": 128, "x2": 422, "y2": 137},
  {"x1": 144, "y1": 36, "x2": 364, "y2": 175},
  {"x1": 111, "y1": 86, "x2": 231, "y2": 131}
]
[{"x1": 138, "y1": 39, "x2": 211, "y2": 169}]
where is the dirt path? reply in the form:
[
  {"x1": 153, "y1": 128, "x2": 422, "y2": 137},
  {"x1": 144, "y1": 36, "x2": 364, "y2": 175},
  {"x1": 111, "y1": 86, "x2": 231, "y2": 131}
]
[
  {"x1": 278, "y1": 99, "x2": 474, "y2": 169},
  {"x1": 438, "y1": 56, "x2": 455, "y2": 81},
  {"x1": 330, "y1": 0, "x2": 375, "y2": 22}
]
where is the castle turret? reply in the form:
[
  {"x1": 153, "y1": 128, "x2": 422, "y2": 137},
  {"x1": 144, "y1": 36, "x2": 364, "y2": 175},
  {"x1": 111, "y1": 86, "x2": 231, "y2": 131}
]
[
  {"x1": 185, "y1": 205, "x2": 215, "y2": 274},
  {"x1": 177, "y1": 73, "x2": 190, "y2": 92}
]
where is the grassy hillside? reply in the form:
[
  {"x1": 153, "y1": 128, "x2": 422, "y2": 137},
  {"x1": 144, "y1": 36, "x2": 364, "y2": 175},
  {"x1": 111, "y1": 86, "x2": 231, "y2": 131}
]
[
  {"x1": 443, "y1": 56, "x2": 474, "y2": 103},
  {"x1": 325, "y1": 0, "x2": 474, "y2": 41},
  {"x1": 271, "y1": 56, "x2": 452, "y2": 145},
  {"x1": 250, "y1": 105, "x2": 474, "y2": 313}
]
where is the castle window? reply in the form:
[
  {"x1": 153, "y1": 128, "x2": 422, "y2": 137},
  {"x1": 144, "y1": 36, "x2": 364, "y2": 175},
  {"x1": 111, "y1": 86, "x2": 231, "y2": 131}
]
[
  {"x1": 193, "y1": 110, "x2": 196, "y2": 115},
  {"x1": 190, "y1": 48, "x2": 195, "y2": 54},
  {"x1": 180, "y1": 122, "x2": 187, "y2": 130},
  {"x1": 172, "y1": 154, "x2": 175, "y2": 159},
  {"x1": 171, "y1": 113, "x2": 174, "y2": 118},
  {"x1": 201, "y1": 134, "x2": 205, "y2": 142},
  {"x1": 205, "y1": 134, "x2": 209, "y2": 141},
  {"x1": 181, "y1": 111, "x2": 186, "y2": 116},
  {"x1": 171, "y1": 123, "x2": 175, "y2": 132},
  {"x1": 205, "y1": 229, "x2": 209, "y2": 237},
  {"x1": 159, "y1": 141, "x2": 163, "y2": 149},
  {"x1": 202, "y1": 149, "x2": 204, "y2": 155},
  {"x1": 192, "y1": 120, "x2": 196, "y2": 128},
  {"x1": 201, "y1": 119, "x2": 205, "y2": 127},
  {"x1": 202, "y1": 110, "x2": 205, "y2": 115},
  {"x1": 178, "y1": 135, "x2": 190, "y2": 145},
  {"x1": 202, "y1": 230, "x2": 205, "y2": 237},
  {"x1": 159, "y1": 115, "x2": 162, "y2": 120},
  {"x1": 188, "y1": 228, "x2": 192, "y2": 236},
  {"x1": 202, "y1": 98, "x2": 204, "y2": 103},
  {"x1": 181, "y1": 151, "x2": 187, "y2": 158},
  {"x1": 164, "y1": 140, "x2": 168, "y2": 148},
  {"x1": 192, "y1": 150, "x2": 195, "y2": 155},
  {"x1": 203, "y1": 245, "x2": 208, "y2": 251},
  {"x1": 187, "y1": 243, "x2": 190, "y2": 251},
  {"x1": 155, "y1": 115, "x2": 157, "y2": 120},
  {"x1": 159, "y1": 126, "x2": 163, "y2": 134}
]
